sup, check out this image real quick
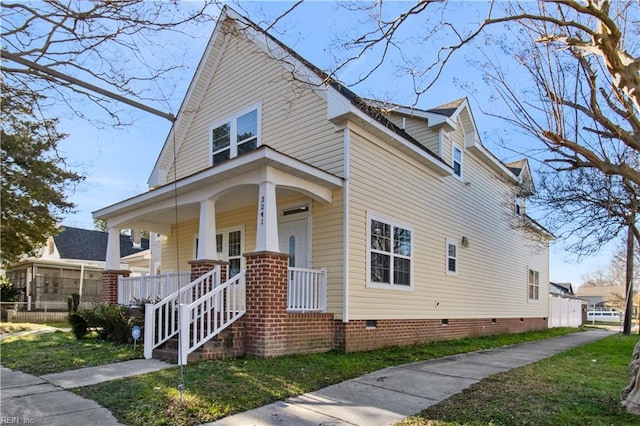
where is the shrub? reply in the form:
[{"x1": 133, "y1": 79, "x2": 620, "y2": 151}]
[
  {"x1": 0, "y1": 276, "x2": 21, "y2": 303},
  {"x1": 68, "y1": 312, "x2": 89, "y2": 339},
  {"x1": 92, "y1": 303, "x2": 136, "y2": 344},
  {"x1": 68, "y1": 304, "x2": 141, "y2": 344}
]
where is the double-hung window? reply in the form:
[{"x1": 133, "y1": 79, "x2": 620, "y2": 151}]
[
  {"x1": 452, "y1": 145, "x2": 463, "y2": 178},
  {"x1": 528, "y1": 269, "x2": 540, "y2": 301},
  {"x1": 368, "y1": 214, "x2": 412, "y2": 288},
  {"x1": 446, "y1": 238, "x2": 458, "y2": 275},
  {"x1": 210, "y1": 104, "x2": 260, "y2": 165},
  {"x1": 194, "y1": 228, "x2": 244, "y2": 277}
]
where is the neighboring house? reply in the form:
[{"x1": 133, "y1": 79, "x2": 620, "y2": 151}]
[
  {"x1": 576, "y1": 284, "x2": 636, "y2": 313},
  {"x1": 549, "y1": 282, "x2": 575, "y2": 296},
  {"x1": 548, "y1": 281, "x2": 584, "y2": 328},
  {"x1": 5, "y1": 226, "x2": 149, "y2": 310},
  {"x1": 93, "y1": 7, "x2": 554, "y2": 362}
]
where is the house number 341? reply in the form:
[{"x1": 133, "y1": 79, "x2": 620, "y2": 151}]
[{"x1": 259, "y1": 196, "x2": 265, "y2": 225}]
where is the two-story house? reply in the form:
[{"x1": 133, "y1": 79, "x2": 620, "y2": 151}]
[{"x1": 93, "y1": 6, "x2": 553, "y2": 363}]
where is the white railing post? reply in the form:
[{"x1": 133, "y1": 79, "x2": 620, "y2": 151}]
[
  {"x1": 320, "y1": 268, "x2": 327, "y2": 311},
  {"x1": 144, "y1": 303, "x2": 154, "y2": 359},
  {"x1": 117, "y1": 276, "x2": 124, "y2": 305},
  {"x1": 140, "y1": 275, "x2": 147, "y2": 301},
  {"x1": 179, "y1": 304, "x2": 190, "y2": 366}
]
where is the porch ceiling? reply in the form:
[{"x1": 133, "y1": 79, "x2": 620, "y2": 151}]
[{"x1": 93, "y1": 146, "x2": 342, "y2": 231}]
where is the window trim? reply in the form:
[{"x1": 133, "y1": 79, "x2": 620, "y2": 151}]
[
  {"x1": 193, "y1": 226, "x2": 244, "y2": 268},
  {"x1": 209, "y1": 102, "x2": 262, "y2": 166},
  {"x1": 445, "y1": 238, "x2": 459, "y2": 275},
  {"x1": 452, "y1": 144, "x2": 463, "y2": 179},
  {"x1": 528, "y1": 268, "x2": 540, "y2": 302},
  {"x1": 366, "y1": 212, "x2": 414, "y2": 291}
]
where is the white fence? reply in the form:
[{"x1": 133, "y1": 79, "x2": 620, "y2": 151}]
[
  {"x1": 118, "y1": 272, "x2": 191, "y2": 305},
  {"x1": 548, "y1": 295, "x2": 584, "y2": 328},
  {"x1": 287, "y1": 267, "x2": 326, "y2": 312}
]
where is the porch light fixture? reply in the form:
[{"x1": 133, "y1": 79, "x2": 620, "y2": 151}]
[{"x1": 461, "y1": 236, "x2": 469, "y2": 247}]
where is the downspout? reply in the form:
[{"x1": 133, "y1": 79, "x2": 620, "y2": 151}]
[{"x1": 343, "y1": 127, "x2": 350, "y2": 323}]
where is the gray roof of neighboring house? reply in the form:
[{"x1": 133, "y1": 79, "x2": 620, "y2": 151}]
[
  {"x1": 53, "y1": 226, "x2": 149, "y2": 261},
  {"x1": 550, "y1": 281, "x2": 574, "y2": 295}
]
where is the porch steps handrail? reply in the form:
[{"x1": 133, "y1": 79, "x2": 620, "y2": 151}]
[
  {"x1": 118, "y1": 272, "x2": 191, "y2": 305},
  {"x1": 287, "y1": 267, "x2": 327, "y2": 312},
  {"x1": 143, "y1": 267, "x2": 220, "y2": 359},
  {"x1": 179, "y1": 270, "x2": 246, "y2": 365}
]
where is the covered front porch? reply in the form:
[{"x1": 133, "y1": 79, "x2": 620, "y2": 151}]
[{"x1": 93, "y1": 146, "x2": 342, "y2": 360}]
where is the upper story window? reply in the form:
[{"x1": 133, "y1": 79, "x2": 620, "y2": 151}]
[
  {"x1": 452, "y1": 145, "x2": 463, "y2": 178},
  {"x1": 368, "y1": 213, "x2": 413, "y2": 288},
  {"x1": 515, "y1": 192, "x2": 525, "y2": 216},
  {"x1": 210, "y1": 104, "x2": 261, "y2": 165}
]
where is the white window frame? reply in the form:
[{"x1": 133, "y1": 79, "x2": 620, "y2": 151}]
[
  {"x1": 514, "y1": 189, "x2": 525, "y2": 216},
  {"x1": 445, "y1": 238, "x2": 458, "y2": 275},
  {"x1": 209, "y1": 102, "x2": 262, "y2": 166},
  {"x1": 528, "y1": 268, "x2": 540, "y2": 302},
  {"x1": 193, "y1": 227, "x2": 244, "y2": 274},
  {"x1": 366, "y1": 212, "x2": 414, "y2": 290},
  {"x1": 452, "y1": 144, "x2": 463, "y2": 179}
]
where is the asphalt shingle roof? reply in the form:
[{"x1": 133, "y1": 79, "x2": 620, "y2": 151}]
[{"x1": 53, "y1": 226, "x2": 148, "y2": 261}]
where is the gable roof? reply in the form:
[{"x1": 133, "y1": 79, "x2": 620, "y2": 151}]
[
  {"x1": 149, "y1": 5, "x2": 450, "y2": 187},
  {"x1": 53, "y1": 226, "x2": 149, "y2": 261},
  {"x1": 427, "y1": 98, "x2": 466, "y2": 117}
]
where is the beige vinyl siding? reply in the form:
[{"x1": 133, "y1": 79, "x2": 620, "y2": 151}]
[
  {"x1": 312, "y1": 191, "x2": 344, "y2": 317},
  {"x1": 161, "y1": 205, "x2": 257, "y2": 273},
  {"x1": 167, "y1": 32, "x2": 344, "y2": 181},
  {"x1": 387, "y1": 114, "x2": 440, "y2": 155},
  {"x1": 346, "y1": 123, "x2": 548, "y2": 320}
]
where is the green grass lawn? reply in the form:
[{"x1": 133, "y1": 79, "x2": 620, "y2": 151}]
[
  {"x1": 0, "y1": 330, "x2": 143, "y2": 375},
  {"x1": 400, "y1": 334, "x2": 640, "y2": 426},
  {"x1": 4, "y1": 326, "x2": 636, "y2": 426},
  {"x1": 71, "y1": 327, "x2": 583, "y2": 426}
]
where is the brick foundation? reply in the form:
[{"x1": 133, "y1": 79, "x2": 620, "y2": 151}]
[
  {"x1": 285, "y1": 312, "x2": 335, "y2": 355},
  {"x1": 335, "y1": 317, "x2": 548, "y2": 352},
  {"x1": 101, "y1": 270, "x2": 130, "y2": 304}
]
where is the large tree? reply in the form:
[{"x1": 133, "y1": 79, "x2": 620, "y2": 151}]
[
  {"x1": 0, "y1": 0, "x2": 219, "y2": 263},
  {"x1": 0, "y1": 83, "x2": 83, "y2": 265},
  {"x1": 1, "y1": 0, "x2": 217, "y2": 126}
]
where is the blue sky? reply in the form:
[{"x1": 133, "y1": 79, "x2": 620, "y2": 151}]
[{"x1": 53, "y1": 1, "x2": 619, "y2": 286}]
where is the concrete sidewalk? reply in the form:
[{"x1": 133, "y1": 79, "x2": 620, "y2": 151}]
[
  {"x1": 205, "y1": 328, "x2": 614, "y2": 426},
  {"x1": 0, "y1": 359, "x2": 173, "y2": 425},
  {"x1": 0, "y1": 328, "x2": 614, "y2": 425}
]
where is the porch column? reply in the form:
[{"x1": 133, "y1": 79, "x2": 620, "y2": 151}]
[
  {"x1": 102, "y1": 226, "x2": 127, "y2": 304},
  {"x1": 255, "y1": 179, "x2": 279, "y2": 253},
  {"x1": 104, "y1": 227, "x2": 121, "y2": 270},
  {"x1": 101, "y1": 270, "x2": 129, "y2": 304},
  {"x1": 243, "y1": 251, "x2": 289, "y2": 357},
  {"x1": 197, "y1": 199, "x2": 217, "y2": 261}
]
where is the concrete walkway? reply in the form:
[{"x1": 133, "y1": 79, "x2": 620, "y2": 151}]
[
  {"x1": 0, "y1": 328, "x2": 614, "y2": 425},
  {"x1": 0, "y1": 359, "x2": 173, "y2": 425}
]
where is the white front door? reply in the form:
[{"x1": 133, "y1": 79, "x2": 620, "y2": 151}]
[{"x1": 278, "y1": 216, "x2": 309, "y2": 268}]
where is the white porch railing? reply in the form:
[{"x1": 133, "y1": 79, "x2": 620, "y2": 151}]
[
  {"x1": 179, "y1": 271, "x2": 246, "y2": 365},
  {"x1": 118, "y1": 272, "x2": 191, "y2": 305},
  {"x1": 143, "y1": 267, "x2": 220, "y2": 359},
  {"x1": 287, "y1": 267, "x2": 327, "y2": 312}
]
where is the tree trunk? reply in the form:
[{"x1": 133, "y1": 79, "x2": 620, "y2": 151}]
[
  {"x1": 621, "y1": 340, "x2": 640, "y2": 414},
  {"x1": 623, "y1": 215, "x2": 635, "y2": 335}
]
